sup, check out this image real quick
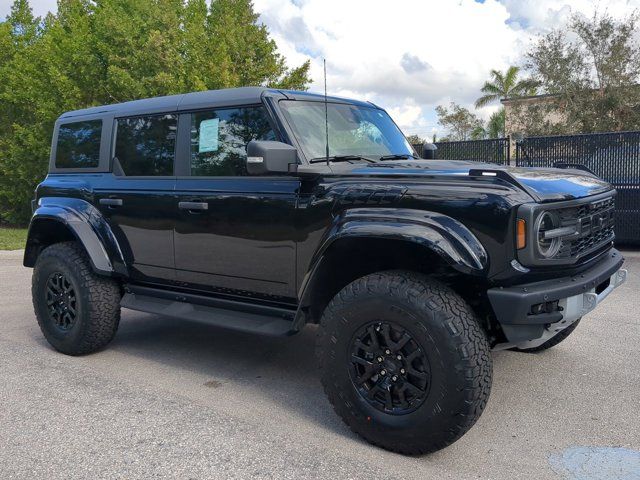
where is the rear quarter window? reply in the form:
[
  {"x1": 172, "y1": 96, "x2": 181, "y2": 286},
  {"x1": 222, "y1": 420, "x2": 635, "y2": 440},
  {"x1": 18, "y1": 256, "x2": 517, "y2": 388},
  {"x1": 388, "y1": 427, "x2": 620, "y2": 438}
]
[{"x1": 55, "y1": 120, "x2": 103, "y2": 168}]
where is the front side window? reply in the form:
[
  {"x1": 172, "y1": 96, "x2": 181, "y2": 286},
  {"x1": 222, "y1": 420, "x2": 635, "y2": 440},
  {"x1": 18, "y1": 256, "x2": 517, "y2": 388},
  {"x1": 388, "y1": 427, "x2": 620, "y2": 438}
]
[
  {"x1": 279, "y1": 100, "x2": 414, "y2": 161},
  {"x1": 115, "y1": 114, "x2": 177, "y2": 176},
  {"x1": 190, "y1": 106, "x2": 276, "y2": 176},
  {"x1": 55, "y1": 120, "x2": 102, "y2": 168}
]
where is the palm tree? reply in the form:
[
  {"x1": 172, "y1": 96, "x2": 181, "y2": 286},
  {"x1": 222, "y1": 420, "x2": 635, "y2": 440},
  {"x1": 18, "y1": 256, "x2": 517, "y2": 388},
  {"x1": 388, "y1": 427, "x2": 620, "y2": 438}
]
[
  {"x1": 475, "y1": 66, "x2": 538, "y2": 137},
  {"x1": 475, "y1": 66, "x2": 538, "y2": 108},
  {"x1": 486, "y1": 109, "x2": 505, "y2": 138}
]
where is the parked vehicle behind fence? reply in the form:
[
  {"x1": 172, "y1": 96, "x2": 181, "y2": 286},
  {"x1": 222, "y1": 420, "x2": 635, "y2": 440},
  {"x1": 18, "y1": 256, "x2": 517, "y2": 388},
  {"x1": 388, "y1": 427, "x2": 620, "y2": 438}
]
[{"x1": 24, "y1": 87, "x2": 626, "y2": 454}]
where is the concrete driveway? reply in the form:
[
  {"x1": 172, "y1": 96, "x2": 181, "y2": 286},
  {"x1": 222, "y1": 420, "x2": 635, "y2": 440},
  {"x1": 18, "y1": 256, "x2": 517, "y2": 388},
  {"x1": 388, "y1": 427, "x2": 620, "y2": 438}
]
[{"x1": 1, "y1": 249, "x2": 639, "y2": 479}]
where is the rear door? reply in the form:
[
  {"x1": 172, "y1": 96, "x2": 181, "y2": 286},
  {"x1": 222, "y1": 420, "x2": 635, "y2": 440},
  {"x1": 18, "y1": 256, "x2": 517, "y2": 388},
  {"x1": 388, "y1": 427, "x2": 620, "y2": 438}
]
[
  {"x1": 174, "y1": 105, "x2": 299, "y2": 302},
  {"x1": 95, "y1": 113, "x2": 178, "y2": 283}
]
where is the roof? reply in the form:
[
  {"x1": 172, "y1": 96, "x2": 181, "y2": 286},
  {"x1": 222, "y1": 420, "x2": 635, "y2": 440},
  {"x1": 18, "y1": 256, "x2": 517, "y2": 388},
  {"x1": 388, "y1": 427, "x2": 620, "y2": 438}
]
[{"x1": 59, "y1": 87, "x2": 376, "y2": 120}]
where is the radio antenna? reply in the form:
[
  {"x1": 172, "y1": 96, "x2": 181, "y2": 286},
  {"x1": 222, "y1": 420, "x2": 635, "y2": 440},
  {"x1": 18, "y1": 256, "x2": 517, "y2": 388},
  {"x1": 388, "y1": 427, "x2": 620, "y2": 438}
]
[{"x1": 324, "y1": 58, "x2": 329, "y2": 166}]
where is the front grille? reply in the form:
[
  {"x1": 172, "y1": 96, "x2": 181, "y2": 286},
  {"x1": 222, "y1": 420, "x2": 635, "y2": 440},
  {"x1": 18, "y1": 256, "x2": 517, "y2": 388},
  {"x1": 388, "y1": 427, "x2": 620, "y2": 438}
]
[{"x1": 556, "y1": 195, "x2": 615, "y2": 259}]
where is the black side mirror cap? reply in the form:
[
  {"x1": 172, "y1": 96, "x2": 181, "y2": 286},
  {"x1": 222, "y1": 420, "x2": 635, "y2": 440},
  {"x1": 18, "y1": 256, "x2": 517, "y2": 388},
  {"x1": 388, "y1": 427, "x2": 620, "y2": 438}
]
[
  {"x1": 246, "y1": 140, "x2": 298, "y2": 175},
  {"x1": 421, "y1": 143, "x2": 437, "y2": 159}
]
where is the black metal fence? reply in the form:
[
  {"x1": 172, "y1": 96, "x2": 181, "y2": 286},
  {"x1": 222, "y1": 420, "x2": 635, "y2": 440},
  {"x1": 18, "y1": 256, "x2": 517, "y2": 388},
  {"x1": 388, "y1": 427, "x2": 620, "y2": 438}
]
[
  {"x1": 412, "y1": 138, "x2": 510, "y2": 165},
  {"x1": 515, "y1": 131, "x2": 640, "y2": 245}
]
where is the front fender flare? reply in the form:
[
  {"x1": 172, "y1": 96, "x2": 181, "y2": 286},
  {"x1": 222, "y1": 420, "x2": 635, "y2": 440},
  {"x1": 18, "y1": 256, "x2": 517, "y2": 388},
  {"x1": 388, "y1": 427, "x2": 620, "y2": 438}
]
[
  {"x1": 293, "y1": 208, "x2": 488, "y2": 328},
  {"x1": 24, "y1": 197, "x2": 126, "y2": 276},
  {"x1": 313, "y1": 207, "x2": 487, "y2": 274}
]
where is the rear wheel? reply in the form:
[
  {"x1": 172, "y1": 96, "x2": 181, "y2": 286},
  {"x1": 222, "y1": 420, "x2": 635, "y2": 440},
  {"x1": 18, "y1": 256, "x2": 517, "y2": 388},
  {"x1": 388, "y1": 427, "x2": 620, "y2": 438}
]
[
  {"x1": 316, "y1": 271, "x2": 492, "y2": 455},
  {"x1": 32, "y1": 242, "x2": 121, "y2": 355}
]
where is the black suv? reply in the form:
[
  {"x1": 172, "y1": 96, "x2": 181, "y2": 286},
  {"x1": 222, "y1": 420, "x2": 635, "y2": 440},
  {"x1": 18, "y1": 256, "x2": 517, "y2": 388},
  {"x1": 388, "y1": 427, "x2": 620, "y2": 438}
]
[{"x1": 24, "y1": 87, "x2": 626, "y2": 454}]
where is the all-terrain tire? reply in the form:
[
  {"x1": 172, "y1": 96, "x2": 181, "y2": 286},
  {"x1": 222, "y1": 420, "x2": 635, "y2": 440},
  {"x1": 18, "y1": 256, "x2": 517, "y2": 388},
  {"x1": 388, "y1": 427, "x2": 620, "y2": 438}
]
[
  {"x1": 32, "y1": 241, "x2": 121, "y2": 355},
  {"x1": 511, "y1": 319, "x2": 581, "y2": 353},
  {"x1": 316, "y1": 270, "x2": 492, "y2": 455}
]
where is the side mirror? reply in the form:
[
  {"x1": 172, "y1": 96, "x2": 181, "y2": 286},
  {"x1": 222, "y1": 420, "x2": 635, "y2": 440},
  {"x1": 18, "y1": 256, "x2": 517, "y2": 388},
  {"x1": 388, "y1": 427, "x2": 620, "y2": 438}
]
[
  {"x1": 421, "y1": 143, "x2": 437, "y2": 159},
  {"x1": 246, "y1": 140, "x2": 297, "y2": 175}
]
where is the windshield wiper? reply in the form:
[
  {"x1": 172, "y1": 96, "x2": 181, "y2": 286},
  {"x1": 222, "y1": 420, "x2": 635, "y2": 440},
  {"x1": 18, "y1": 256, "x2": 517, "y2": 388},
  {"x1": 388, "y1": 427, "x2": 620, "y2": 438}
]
[
  {"x1": 310, "y1": 155, "x2": 377, "y2": 164},
  {"x1": 378, "y1": 153, "x2": 419, "y2": 161}
]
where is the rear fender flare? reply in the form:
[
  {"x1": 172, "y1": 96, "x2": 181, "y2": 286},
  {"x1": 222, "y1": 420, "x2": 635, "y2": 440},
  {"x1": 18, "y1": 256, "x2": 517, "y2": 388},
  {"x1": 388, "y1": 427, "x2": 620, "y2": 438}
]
[{"x1": 24, "y1": 197, "x2": 126, "y2": 276}]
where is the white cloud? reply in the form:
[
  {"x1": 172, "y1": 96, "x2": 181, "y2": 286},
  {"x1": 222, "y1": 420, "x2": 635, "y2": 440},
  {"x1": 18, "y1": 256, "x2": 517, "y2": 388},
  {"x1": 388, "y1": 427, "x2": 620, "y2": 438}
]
[
  {"x1": 2, "y1": 0, "x2": 639, "y2": 138},
  {"x1": 255, "y1": 0, "x2": 640, "y2": 138}
]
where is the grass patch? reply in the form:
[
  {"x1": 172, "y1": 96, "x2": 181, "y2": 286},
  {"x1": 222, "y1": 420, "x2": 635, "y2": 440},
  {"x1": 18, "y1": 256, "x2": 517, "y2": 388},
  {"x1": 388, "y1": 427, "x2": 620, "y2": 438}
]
[{"x1": 0, "y1": 227, "x2": 28, "y2": 250}]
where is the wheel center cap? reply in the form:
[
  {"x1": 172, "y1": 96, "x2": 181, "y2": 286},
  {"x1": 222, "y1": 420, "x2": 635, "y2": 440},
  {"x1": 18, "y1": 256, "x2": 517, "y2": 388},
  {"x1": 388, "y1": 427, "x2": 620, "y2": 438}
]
[{"x1": 383, "y1": 359, "x2": 399, "y2": 373}]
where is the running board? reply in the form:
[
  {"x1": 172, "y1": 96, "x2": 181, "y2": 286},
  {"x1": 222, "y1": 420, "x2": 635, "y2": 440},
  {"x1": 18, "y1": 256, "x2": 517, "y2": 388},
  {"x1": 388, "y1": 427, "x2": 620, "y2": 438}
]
[{"x1": 120, "y1": 289, "x2": 297, "y2": 336}]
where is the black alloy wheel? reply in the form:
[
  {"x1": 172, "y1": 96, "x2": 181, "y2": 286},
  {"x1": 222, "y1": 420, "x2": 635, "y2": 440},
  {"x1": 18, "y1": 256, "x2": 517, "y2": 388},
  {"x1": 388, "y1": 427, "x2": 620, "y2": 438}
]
[
  {"x1": 349, "y1": 321, "x2": 430, "y2": 415},
  {"x1": 45, "y1": 272, "x2": 77, "y2": 331}
]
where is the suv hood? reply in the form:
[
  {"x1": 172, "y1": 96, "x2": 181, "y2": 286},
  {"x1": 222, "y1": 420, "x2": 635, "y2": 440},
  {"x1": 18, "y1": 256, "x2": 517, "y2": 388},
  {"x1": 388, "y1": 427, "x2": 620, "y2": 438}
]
[{"x1": 350, "y1": 159, "x2": 613, "y2": 202}]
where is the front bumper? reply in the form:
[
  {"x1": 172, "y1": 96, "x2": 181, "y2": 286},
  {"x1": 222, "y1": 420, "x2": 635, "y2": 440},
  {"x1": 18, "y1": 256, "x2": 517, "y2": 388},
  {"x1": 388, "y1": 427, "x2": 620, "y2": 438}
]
[{"x1": 488, "y1": 249, "x2": 626, "y2": 346}]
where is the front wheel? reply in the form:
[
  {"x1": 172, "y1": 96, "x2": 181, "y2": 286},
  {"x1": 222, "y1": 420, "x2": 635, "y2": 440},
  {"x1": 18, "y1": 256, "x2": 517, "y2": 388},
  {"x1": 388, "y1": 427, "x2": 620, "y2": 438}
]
[{"x1": 316, "y1": 271, "x2": 492, "y2": 455}]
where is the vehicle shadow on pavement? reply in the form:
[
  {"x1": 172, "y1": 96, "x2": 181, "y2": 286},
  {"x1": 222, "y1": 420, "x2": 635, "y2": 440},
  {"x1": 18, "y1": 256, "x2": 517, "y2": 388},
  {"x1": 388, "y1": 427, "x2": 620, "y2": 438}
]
[{"x1": 100, "y1": 310, "x2": 353, "y2": 436}]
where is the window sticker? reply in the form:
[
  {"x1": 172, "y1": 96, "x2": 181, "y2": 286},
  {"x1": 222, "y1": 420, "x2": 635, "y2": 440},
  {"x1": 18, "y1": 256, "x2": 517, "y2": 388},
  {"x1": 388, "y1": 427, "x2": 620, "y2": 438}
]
[{"x1": 199, "y1": 118, "x2": 220, "y2": 153}]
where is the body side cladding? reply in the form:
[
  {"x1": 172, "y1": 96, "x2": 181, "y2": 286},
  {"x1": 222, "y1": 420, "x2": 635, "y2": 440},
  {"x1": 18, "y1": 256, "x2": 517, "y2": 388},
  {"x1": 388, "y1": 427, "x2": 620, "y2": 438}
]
[
  {"x1": 23, "y1": 197, "x2": 127, "y2": 277},
  {"x1": 291, "y1": 207, "x2": 488, "y2": 329}
]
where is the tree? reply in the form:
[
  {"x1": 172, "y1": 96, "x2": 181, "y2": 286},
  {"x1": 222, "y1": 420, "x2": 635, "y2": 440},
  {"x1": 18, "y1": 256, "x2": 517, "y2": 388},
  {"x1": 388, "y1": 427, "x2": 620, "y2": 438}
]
[
  {"x1": 0, "y1": 0, "x2": 311, "y2": 224},
  {"x1": 435, "y1": 102, "x2": 484, "y2": 141},
  {"x1": 405, "y1": 134, "x2": 425, "y2": 145},
  {"x1": 523, "y1": 11, "x2": 640, "y2": 134},
  {"x1": 475, "y1": 66, "x2": 538, "y2": 109},
  {"x1": 475, "y1": 66, "x2": 537, "y2": 137},
  {"x1": 486, "y1": 109, "x2": 505, "y2": 138},
  {"x1": 470, "y1": 125, "x2": 486, "y2": 140}
]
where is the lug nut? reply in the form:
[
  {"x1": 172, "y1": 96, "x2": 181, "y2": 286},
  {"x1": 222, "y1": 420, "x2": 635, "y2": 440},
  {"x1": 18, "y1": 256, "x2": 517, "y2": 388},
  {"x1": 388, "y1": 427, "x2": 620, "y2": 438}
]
[
  {"x1": 380, "y1": 370, "x2": 386, "y2": 376},
  {"x1": 400, "y1": 368, "x2": 406, "y2": 374},
  {"x1": 377, "y1": 356, "x2": 383, "y2": 363},
  {"x1": 385, "y1": 349, "x2": 391, "y2": 355},
  {"x1": 375, "y1": 326, "x2": 381, "y2": 332},
  {"x1": 396, "y1": 354, "x2": 402, "y2": 360},
  {"x1": 392, "y1": 375, "x2": 398, "y2": 382}
]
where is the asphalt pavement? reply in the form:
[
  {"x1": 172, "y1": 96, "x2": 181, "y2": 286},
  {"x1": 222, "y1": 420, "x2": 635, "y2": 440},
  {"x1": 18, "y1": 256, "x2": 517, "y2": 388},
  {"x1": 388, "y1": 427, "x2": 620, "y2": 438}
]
[{"x1": 1, "y1": 249, "x2": 639, "y2": 479}]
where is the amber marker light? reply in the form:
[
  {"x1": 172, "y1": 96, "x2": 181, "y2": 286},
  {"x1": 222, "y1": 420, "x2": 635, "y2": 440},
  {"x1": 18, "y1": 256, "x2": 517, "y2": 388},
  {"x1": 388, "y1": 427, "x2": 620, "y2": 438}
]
[{"x1": 516, "y1": 219, "x2": 526, "y2": 249}]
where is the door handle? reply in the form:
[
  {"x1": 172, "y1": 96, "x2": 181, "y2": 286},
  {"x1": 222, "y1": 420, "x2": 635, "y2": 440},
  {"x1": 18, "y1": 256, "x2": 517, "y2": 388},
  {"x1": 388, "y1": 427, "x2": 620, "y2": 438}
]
[
  {"x1": 178, "y1": 201, "x2": 208, "y2": 211},
  {"x1": 99, "y1": 198, "x2": 123, "y2": 207}
]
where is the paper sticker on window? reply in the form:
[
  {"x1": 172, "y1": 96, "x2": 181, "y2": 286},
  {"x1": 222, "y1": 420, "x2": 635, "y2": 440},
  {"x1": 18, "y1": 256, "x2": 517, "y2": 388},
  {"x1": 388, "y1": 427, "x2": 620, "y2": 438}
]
[{"x1": 199, "y1": 118, "x2": 220, "y2": 153}]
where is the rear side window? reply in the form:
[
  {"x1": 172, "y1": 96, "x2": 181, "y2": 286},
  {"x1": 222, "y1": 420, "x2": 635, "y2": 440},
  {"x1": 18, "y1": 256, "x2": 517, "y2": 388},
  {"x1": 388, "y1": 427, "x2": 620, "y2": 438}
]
[
  {"x1": 55, "y1": 120, "x2": 102, "y2": 168},
  {"x1": 115, "y1": 114, "x2": 177, "y2": 176}
]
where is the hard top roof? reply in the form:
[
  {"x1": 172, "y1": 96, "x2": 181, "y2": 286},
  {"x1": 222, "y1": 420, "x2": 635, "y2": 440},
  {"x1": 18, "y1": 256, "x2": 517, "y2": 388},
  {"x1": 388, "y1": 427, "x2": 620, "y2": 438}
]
[{"x1": 58, "y1": 87, "x2": 377, "y2": 120}]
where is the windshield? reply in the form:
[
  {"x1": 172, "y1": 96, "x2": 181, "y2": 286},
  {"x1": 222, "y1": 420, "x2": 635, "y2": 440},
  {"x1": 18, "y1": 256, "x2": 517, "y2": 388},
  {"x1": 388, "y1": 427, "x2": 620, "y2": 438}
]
[{"x1": 279, "y1": 100, "x2": 414, "y2": 161}]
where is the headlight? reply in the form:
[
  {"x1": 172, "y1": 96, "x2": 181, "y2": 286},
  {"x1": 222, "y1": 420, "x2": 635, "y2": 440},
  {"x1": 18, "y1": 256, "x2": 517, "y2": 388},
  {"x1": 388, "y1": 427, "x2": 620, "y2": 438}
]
[{"x1": 535, "y1": 211, "x2": 561, "y2": 258}]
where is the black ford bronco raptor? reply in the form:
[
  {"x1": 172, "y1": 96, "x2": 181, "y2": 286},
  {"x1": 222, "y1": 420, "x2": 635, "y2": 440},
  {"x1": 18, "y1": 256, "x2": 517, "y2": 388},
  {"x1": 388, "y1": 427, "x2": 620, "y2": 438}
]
[{"x1": 25, "y1": 87, "x2": 626, "y2": 454}]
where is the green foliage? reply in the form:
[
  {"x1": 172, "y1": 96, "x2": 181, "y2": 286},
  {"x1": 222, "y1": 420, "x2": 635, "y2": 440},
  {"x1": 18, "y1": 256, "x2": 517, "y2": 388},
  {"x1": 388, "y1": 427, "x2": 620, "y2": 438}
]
[
  {"x1": 435, "y1": 102, "x2": 484, "y2": 141},
  {"x1": 0, "y1": 0, "x2": 311, "y2": 224},
  {"x1": 470, "y1": 125, "x2": 486, "y2": 140},
  {"x1": 523, "y1": 10, "x2": 640, "y2": 134},
  {"x1": 475, "y1": 66, "x2": 538, "y2": 108},
  {"x1": 405, "y1": 134, "x2": 426, "y2": 145},
  {"x1": 486, "y1": 108, "x2": 505, "y2": 138}
]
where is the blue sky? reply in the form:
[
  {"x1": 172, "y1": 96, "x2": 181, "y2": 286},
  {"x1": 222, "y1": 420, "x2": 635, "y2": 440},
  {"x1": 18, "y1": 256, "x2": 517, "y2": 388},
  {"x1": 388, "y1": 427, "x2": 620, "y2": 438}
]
[{"x1": 2, "y1": 0, "x2": 638, "y2": 138}]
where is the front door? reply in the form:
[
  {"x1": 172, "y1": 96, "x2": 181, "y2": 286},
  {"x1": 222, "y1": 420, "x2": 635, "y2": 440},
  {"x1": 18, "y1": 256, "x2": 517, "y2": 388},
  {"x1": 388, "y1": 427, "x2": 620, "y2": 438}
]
[{"x1": 174, "y1": 105, "x2": 299, "y2": 302}]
